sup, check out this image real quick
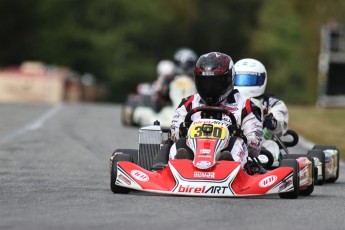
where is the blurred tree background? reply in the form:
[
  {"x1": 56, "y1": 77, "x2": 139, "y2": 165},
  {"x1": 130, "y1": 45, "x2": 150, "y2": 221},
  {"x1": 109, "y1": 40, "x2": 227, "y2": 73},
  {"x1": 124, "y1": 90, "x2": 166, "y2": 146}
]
[{"x1": 0, "y1": 0, "x2": 344, "y2": 103}]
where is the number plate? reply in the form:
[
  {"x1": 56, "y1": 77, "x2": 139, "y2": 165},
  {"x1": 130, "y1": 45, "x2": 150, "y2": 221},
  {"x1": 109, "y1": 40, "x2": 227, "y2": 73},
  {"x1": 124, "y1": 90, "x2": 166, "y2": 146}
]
[{"x1": 189, "y1": 122, "x2": 227, "y2": 140}]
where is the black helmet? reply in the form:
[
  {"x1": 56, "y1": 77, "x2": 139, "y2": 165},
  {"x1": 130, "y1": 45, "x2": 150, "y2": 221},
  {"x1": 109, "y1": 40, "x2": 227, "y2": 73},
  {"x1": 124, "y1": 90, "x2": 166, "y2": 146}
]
[{"x1": 194, "y1": 52, "x2": 234, "y2": 106}]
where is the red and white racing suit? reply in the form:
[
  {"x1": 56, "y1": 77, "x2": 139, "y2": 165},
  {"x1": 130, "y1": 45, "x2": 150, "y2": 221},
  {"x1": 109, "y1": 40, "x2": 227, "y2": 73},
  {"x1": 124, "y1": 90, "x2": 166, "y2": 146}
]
[{"x1": 170, "y1": 89, "x2": 263, "y2": 168}]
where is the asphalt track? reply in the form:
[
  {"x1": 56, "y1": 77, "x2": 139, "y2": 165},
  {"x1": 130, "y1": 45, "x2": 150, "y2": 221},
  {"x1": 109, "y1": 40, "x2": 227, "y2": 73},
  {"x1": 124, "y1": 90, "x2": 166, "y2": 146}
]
[{"x1": 0, "y1": 103, "x2": 344, "y2": 230}]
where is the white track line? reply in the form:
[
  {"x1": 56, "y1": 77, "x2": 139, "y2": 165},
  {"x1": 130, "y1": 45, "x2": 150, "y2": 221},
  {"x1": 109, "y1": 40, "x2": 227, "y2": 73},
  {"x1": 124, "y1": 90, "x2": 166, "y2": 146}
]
[{"x1": 0, "y1": 104, "x2": 64, "y2": 146}]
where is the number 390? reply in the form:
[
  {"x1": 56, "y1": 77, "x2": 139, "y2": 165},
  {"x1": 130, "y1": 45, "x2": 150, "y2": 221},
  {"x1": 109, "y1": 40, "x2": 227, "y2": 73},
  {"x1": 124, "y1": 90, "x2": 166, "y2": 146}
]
[{"x1": 193, "y1": 126, "x2": 223, "y2": 138}]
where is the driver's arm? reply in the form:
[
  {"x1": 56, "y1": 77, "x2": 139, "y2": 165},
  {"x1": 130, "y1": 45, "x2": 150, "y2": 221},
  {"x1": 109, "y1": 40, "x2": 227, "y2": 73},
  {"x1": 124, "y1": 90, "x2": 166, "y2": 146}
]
[
  {"x1": 241, "y1": 102, "x2": 263, "y2": 158},
  {"x1": 170, "y1": 96, "x2": 194, "y2": 142},
  {"x1": 170, "y1": 106, "x2": 187, "y2": 142},
  {"x1": 266, "y1": 99, "x2": 288, "y2": 137}
]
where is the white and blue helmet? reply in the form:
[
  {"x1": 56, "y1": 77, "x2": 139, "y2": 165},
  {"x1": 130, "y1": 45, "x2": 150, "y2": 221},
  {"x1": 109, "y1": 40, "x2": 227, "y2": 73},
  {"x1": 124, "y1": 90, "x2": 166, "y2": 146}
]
[{"x1": 234, "y1": 58, "x2": 267, "y2": 98}]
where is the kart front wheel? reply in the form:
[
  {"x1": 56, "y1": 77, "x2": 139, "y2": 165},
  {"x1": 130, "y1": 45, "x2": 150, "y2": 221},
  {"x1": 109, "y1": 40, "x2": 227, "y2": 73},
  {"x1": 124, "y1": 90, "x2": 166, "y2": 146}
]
[
  {"x1": 110, "y1": 153, "x2": 132, "y2": 194},
  {"x1": 307, "y1": 149, "x2": 325, "y2": 185},
  {"x1": 299, "y1": 156, "x2": 315, "y2": 196},
  {"x1": 285, "y1": 154, "x2": 315, "y2": 196},
  {"x1": 121, "y1": 103, "x2": 136, "y2": 126},
  {"x1": 279, "y1": 159, "x2": 300, "y2": 199},
  {"x1": 111, "y1": 149, "x2": 138, "y2": 165}
]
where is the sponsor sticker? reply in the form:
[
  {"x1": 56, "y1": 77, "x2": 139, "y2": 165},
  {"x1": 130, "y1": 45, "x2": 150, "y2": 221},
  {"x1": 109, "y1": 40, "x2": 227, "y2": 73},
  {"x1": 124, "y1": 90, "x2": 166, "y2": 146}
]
[
  {"x1": 131, "y1": 170, "x2": 149, "y2": 182},
  {"x1": 200, "y1": 149, "x2": 211, "y2": 155},
  {"x1": 279, "y1": 179, "x2": 292, "y2": 192},
  {"x1": 177, "y1": 185, "x2": 228, "y2": 194},
  {"x1": 202, "y1": 72, "x2": 214, "y2": 76},
  {"x1": 118, "y1": 174, "x2": 131, "y2": 185},
  {"x1": 197, "y1": 155, "x2": 212, "y2": 158},
  {"x1": 194, "y1": 171, "x2": 215, "y2": 179},
  {"x1": 259, "y1": 175, "x2": 278, "y2": 188}
]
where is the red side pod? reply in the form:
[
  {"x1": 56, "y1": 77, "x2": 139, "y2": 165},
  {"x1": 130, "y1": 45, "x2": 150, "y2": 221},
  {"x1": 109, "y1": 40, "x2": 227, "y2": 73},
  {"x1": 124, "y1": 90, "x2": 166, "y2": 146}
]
[
  {"x1": 231, "y1": 167, "x2": 294, "y2": 195},
  {"x1": 118, "y1": 162, "x2": 177, "y2": 191}
]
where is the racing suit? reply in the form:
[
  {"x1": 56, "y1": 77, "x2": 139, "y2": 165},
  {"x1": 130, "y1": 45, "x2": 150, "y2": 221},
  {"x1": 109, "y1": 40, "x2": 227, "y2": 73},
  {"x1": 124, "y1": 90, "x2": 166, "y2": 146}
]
[
  {"x1": 256, "y1": 95, "x2": 288, "y2": 137},
  {"x1": 251, "y1": 95, "x2": 288, "y2": 160},
  {"x1": 170, "y1": 89, "x2": 263, "y2": 168}
]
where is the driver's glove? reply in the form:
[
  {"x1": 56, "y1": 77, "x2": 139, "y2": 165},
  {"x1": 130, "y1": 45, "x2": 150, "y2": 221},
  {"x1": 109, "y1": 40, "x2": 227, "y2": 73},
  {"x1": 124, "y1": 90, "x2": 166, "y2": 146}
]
[
  {"x1": 179, "y1": 122, "x2": 191, "y2": 138},
  {"x1": 263, "y1": 113, "x2": 277, "y2": 130}
]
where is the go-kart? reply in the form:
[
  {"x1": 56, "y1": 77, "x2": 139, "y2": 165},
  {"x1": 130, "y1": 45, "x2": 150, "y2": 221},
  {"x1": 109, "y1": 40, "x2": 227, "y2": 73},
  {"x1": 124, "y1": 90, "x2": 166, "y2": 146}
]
[
  {"x1": 120, "y1": 83, "x2": 155, "y2": 127},
  {"x1": 110, "y1": 106, "x2": 314, "y2": 198},
  {"x1": 258, "y1": 128, "x2": 340, "y2": 185},
  {"x1": 121, "y1": 75, "x2": 196, "y2": 128}
]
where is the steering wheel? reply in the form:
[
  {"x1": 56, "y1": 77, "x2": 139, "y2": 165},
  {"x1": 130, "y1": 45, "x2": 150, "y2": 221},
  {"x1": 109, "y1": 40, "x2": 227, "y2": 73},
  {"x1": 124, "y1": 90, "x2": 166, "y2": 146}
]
[{"x1": 184, "y1": 106, "x2": 237, "y2": 125}]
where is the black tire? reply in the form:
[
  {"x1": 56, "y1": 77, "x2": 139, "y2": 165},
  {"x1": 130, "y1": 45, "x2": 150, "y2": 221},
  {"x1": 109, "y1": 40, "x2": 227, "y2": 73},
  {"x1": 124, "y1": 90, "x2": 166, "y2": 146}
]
[
  {"x1": 282, "y1": 129, "x2": 299, "y2": 148},
  {"x1": 111, "y1": 149, "x2": 139, "y2": 164},
  {"x1": 258, "y1": 149, "x2": 274, "y2": 169},
  {"x1": 300, "y1": 157, "x2": 315, "y2": 196},
  {"x1": 313, "y1": 145, "x2": 340, "y2": 183},
  {"x1": 110, "y1": 153, "x2": 132, "y2": 194},
  {"x1": 121, "y1": 97, "x2": 141, "y2": 127},
  {"x1": 279, "y1": 159, "x2": 300, "y2": 199},
  {"x1": 121, "y1": 103, "x2": 135, "y2": 126},
  {"x1": 285, "y1": 154, "x2": 315, "y2": 196},
  {"x1": 285, "y1": 153, "x2": 308, "y2": 159},
  {"x1": 307, "y1": 149, "x2": 326, "y2": 185}
]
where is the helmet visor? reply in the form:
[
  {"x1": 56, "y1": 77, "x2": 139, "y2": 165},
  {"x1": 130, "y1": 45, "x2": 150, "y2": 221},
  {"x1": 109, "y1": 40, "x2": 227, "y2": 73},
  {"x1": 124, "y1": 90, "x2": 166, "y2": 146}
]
[
  {"x1": 195, "y1": 74, "x2": 232, "y2": 105},
  {"x1": 234, "y1": 73, "x2": 265, "y2": 86}
]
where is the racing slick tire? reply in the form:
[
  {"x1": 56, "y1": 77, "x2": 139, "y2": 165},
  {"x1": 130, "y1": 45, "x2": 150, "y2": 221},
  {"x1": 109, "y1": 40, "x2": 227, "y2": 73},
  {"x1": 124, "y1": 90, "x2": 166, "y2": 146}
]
[
  {"x1": 111, "y1": 149, "x2": 139, "y2": 165},
  {"x1": 121, "y1": 100, "x2": 140, "y2": 127},
  {"x1": 258, "y1": 149, "x2": 274, "y2": 169},
  {"x1": 110, "y1": 153, "x2": 133, "y2": 194},
  {"x1": 307, "y1": 149, "x2": 326, "y2": 185},
  {"x1": 279, "y1": 159, "x2": 300, "y2": 199},
  {"x1": 300, "y1": 157, "x2": 315, "y2": 196},
  {"x1": 284, "y1": 154, "x2": 315, "y2": 196},
  {"x1": 312, "y1": 145, "x2": 340, "y2": 183}
]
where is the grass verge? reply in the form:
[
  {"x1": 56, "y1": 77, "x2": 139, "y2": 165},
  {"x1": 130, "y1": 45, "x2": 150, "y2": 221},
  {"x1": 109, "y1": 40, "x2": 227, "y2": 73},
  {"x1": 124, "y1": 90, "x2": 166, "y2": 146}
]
[{"x1": 288, "y1": 105, "x2": 345, "y2": 160}]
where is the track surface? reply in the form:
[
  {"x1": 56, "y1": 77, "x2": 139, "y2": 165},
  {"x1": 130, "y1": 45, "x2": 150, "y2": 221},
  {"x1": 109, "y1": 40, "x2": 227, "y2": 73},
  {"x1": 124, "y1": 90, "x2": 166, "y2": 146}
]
[{"x1": 0, "y1": 103, "x2": 344, "y2": 230}]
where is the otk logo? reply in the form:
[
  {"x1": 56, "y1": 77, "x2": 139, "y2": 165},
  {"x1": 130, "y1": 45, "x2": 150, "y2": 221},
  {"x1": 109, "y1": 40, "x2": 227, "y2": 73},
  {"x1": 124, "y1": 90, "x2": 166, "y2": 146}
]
[
  {"x1": 131, "y1": 170, "x2": 149, "y2": 182},
  {"x1": 259, "y1": 175, "x2": 278, "y2": 188}
]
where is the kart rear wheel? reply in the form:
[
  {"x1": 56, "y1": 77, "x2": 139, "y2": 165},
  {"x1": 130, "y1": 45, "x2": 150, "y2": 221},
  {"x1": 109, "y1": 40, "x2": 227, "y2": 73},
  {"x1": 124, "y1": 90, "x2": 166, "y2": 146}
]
[
  {"x1": 110, "y1": 153, "x2": 132, "y2": 194},
  {"x1": 279, "y1": 159, "x2": 300, "y2": 199},
  {"x1": 307, "y1": 149, "x2": 325, "y2": 185},
  {"x1": 313, "y1": 145, "x2": 340, "y2": 183}
]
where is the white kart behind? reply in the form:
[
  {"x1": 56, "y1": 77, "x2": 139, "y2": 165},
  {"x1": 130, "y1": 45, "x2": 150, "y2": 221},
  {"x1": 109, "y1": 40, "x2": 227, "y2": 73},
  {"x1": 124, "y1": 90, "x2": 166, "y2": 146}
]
[{"x1": 132, "y1": 75, "x2": 196, "y2": 128}]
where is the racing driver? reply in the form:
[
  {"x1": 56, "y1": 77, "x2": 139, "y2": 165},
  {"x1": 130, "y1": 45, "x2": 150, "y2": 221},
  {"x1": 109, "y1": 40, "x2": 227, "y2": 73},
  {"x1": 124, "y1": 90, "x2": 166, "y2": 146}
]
[
  {"x1": 234, "y1": 58, "x2": 288, "y2": 156},
  {"x1": 234, "y1": 58, "x2": 288, "y2": 137},
  {"x1": 169, "y1": 52, "x2": 264, "y2": 174}
]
